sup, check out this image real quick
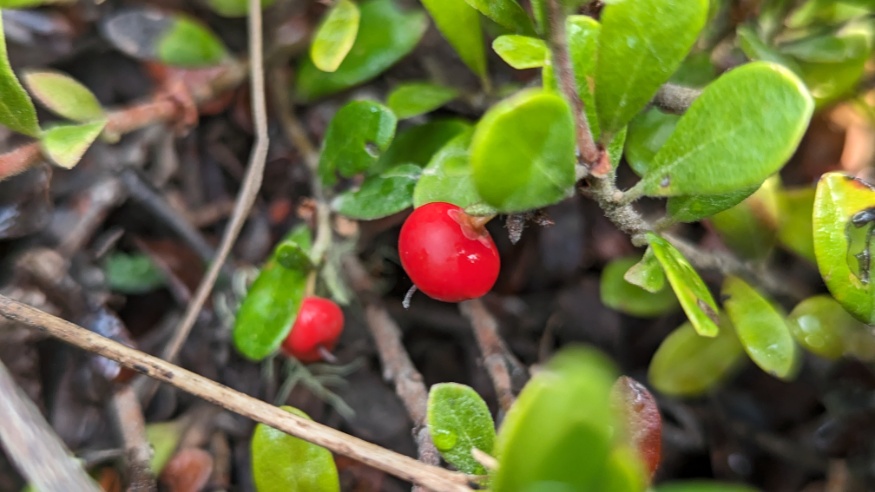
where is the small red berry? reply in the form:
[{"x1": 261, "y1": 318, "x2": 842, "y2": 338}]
[
  {"x1": 281, "y1": 296, "x2": 344, "y2": 363},
  {"x1": 398, "y1": 202, "x2": 500, "y2": 302}
]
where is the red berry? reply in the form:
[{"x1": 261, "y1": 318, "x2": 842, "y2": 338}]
[
  {"x1": 281, "y1": 296, "x2": 344, "y2": 363},
  {"x1": 398, "y1": 202, "x2": 500, "y2": 302}
]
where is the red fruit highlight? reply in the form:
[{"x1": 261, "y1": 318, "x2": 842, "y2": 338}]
[
  {"x1": 398, "y1": 202, "x2": 500, "y2": 302},
  {"x1": 282, "y1": 296, "x2": 344, "y2": 363}
]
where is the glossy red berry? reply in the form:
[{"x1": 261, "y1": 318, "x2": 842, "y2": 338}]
[
  {"x1": 398, "y1": 202, "x2": 500, "y2": 302},
  {"x1": 281, "y1": 296, "x2": 344, "y2": 363}
]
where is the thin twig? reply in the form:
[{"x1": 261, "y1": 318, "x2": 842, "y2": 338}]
[
  {"x1": 0, "y1": 295, "x2": 473, "y2": 492},
  {"x1": 158, "y1": 0, "x2": 269, "y2": 365},
  {"x1": 651, "y1": 83, "x2": 702, "y2": 115},
  {"x1": 342, "y1": 256, "x2": 441, "y2": 468},
  {"x1": 459, "y1": 299, "x2": 515, "y2": 414},
  {"x1": 0, "y1": 357, "x2": 100, "y2": 492},
  {"x1": 109, "y1": 386, "x2": 156, "y2": 492}
]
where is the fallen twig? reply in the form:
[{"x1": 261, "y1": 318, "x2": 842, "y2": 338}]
[{"x1": 459, "y1": 299, "x2": 515, "y2": 414}]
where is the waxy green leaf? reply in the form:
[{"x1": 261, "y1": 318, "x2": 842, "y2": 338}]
[
  {"x1": 40, "y1": 120, "x2": 107, "y2": 169},
  {"x1": 471, "y1": 89, "x2": 576, "y2": 212},
  {"x1": 463, "y1": 0, "x2": 536, "y2": 36},
  {"x1": 647, "y1": 233, "x2": 720, "y2": 337},
  {"x1": 624, "y1": 247, "x2": 666, "y2": 293},
  {"x1": 566, "y1": 16, "x2": 601, "y2": 139},
  {"x1": 648, "y1": 321, "x2": 745, "y2": 396},
  {"x1": 666, "y1": 188, "x2": 758, "y2": 224},
  {"x1": 23, "y1": 70, "x2": 104, "y2": 122},
  {"x1": 252, "y1": 406, "x2": 340, "y2": 492},
  {"x1": 387, "y1": 82, "x2": 459, "y2": 119},
  {"x1": 318, "y1": 100, "x2": 397, "y2": 185},
  {"x1": 722, "y1": 275, "x2": 800, "y2": 380},
  {"x1": 233, "y1": 226, "x2": 311, "y2": 361},
  {"x1": 0, "y1": 11, "x2": 39, "y2": 137},
  {"x1": 332, "y1": 164, "x2": 420, "y2": 220},
  {"x1": 413, "y1": 129, "x2": 492, "y2": 211},
  {"x1": 494, "y1": 347, "x2": 643, "y2": 491},
  {"x1": 600, "y1": 257, "x2": 678, "y2": 317},
  {"x1": 376, "y1": 119, "x2": 470, "y2": 174},
  {"x1": 595, "y1": 0, "x2": 709, "y2": 137},
  {"x1": 296, "y1": 0, "x2": 428, "y2": 100},
  {"x1": 104, "y1": 252, "x2": 165, "y2": 294},
  {"x1": 156, "y1": 15, "x2": 227, "y2": 67},
  {"x1": 427, "y1": 383, "x2": 496, "y2": 476},
  {"x1": 625, "y1": 109, "x2": 679, "y2": 177},
  {"x1": 633, "y1": 62, "x2": 814, "y2": 197},
  {"x1": 422, "y1": 0, "x2": 487, "y2": 78},
  {"x1": 493, "y1": 35, "x2": 548, "y2": 69},
  {"x1": 310, "y1": 0, "x2": 360, "y2": 73},
  {"x1": 777, "y1": 187, "x2": 816, "y2": 262},
  {"x1": 813, "y1": 173, "x2": 875, "y2": 324},
  {"x1": 709, "y1": 180, "x2": 779, "y2": 260},
  {"x1": 787, "y1": 295, "x2": 869, "y2": 360}
]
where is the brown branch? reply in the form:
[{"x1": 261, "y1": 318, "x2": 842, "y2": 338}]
[
  {"x1": 0, "y1": 357, "x2": 100, "y2": 492},
  {"x1": 342, "y1": 256, "x2": 442, "y2": 468},
  {"x1": 109, "y1": 386, "x2": 156, "y2": 491},
  {"x1": 0, "y1": 294, "x2": 473, "y2": 492},
  {"x1": 652, "y1": 83, "x2": 702, "y2": 115},
  {"x1": 458, "y1": 300, "x2": 515, "y2": 414},
  {"x1": 0, "y1": 143, "x2": 42, "y2": 180},
  {"x1": 545, "y1": 0, "x2": 600, "y2": 171}
]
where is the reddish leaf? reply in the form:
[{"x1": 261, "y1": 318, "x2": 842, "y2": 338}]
[
  {"x1": 160, "y1": 448, "x2": 213, "y2": 492},
  {"x1": 611, "y1": 376, "x2": 662, "y2": 481}
]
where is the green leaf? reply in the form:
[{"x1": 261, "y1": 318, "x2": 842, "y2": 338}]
[
  {"x1": 295, "y1": 0, "x2": 428, "y2": 101},
  {"x1": 492, "y1": 35, "x2": 548, "y2": 69},
  {"x1": 722, "y1": 275, "x2": 800, "y2": 380},
  {"x1": 0, "y1": 11, "x2": 39, "y2": 137},
  {"x1": 156, "y1": 15, "x2": 227, "y2": 67},
  {"x1": 813, "y1": 173, "x2": 875, "y2": 324},
  {"x1": 787, "y1": 295, "x2": 869, "y2": 360},
  {"x1": 233, "y1": 226, "x2": 312, "y2": 361},
  {"x1": 463, "y1": 0, "x2": 536, "y2": 36},
  {"x1": 103, "y1": 252, "x2": 166, "y2": 294},
  {"x1": 600, "y1": 257, "x2": 678, "y2": 317},
  {"x1": 318, "y1": 100, "x2": 397, "y2": 185},
  {"x1": 776, "y1": 187, "x2": 816, "y2": 262},
  {"x1": 310, "y1": 0, "x2": 360, "y2": 73},
  {"x1": 737, "y1": 25, "x2": 801, "y2": 71},
  {"x1": 413, "y1": 129, "x2": 493, "y2": 211},
  {"x1": 146, "y1": 421, "x2": 184, "y2": 474},
  {"x1": 40, "y1": 120, "x2": 107, "y2": 169},
  {"x1": 332, "y1": 163, "x2": 420, "y2": 220},
  {"x1": 494, "y1": 347, "x2": 642, "y2": 491},
  {"x1": 655, "y1": 481, "x2": 759, "y2": 492},
  {"x1": 386, "y1": 82, "x2": 459, "y2": 119},
  {"x1": 375, "y1": 118, "x2": 471, "y2": 173},
  {"x1": 647, "y1": 233, "x2": 721, "y2": 337},
  {"x1": 648, "y1": 321, "x2": 745, "y2": 396},
  {"x1": 23, "y1": 70, "x2": 104, "y2": 122},
  {"x1": 708, "y1": 179, "x2": 779, "y2": 260},
  {"x1": 666, "y1": 188, "x2": 758, "y2": 224},
  {"x1": 623, "y1": 247, "x2": 665, "y2": 293},
  {"x1": 0, "y1": 0, "x2": 75, "y2": 7},
  {"x1": 422, "y1": 0, "x2": 487, "y2": 78},
  {"x1": 275, "y1": 240, "x2": 314, "y2": 272},
  {"x1": 632, "y1": 62, "x2": 814, "y2": 197},
  {"x1": 624, "y1": 108, "x2": 679, "y2": 177},
  {"x1": 251, "y1": 406, "x2": 340, "y2": 492},
  {"x1": 566, "y1": 15, "x2": 601, "y2": 139},
  {"x1": 204, "y1": 0, "x2": 276, "y2": 17},
  {"x1": 427, "y1": 383, "x2": 496, "y2": 475},
  {"x1": 595, "y1": 0, "x2": 709, "y2": 137},
  {"x1": 471, "y1": 89, "x2": 576, "y2": 212}
]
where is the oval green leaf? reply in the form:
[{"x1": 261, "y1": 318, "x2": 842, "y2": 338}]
[
  {"x1": 413, "y1": 129, "x2": 493, "y2": 211},
  {"x1": 471, "y1": 89, "x2": 576, "y2": 212},
  {"x1": 813, "y1": 173, "x2": 875, "y2": 324},
  {"x1": 463, "y1": 0, "x2": 535, "y2": 36},
  {"x1": 103, "y1": 252, "x2": 165, "y2": 294},
  {"x1": 156, "y1": 15, "x2": 227, "y2": 67},
  {"x1": 647, "y1": 233, "x2": 721, "y2": 337},
  {"x1": 648, "y1": 321, "x2": 745, "y2": 397},
  {"x1": 318, "y1": 100, "x2": 397, "y2": 185},
  {"x1": 422, "y1": 0, "x2": 487, "y2": 78},
  {"x1": 295, "y1": 0, "x2": 428, "y2": 101},
  {"x1": 23, "y1": 70, "x2": 104, "y2": 122},
  {"x1": 722, "y1": 275, "x2": 800, "y2": 380},
  {"x1": 233, "y1": 226, "x2": 312, "y2": 361},
  {"x1": 0, "y1": 11, "x2": 39, "y2": 137},
  {"x1": 331, "y1": 163, "x2": 420, "y2": 220},
  {"x1": 146, "y1": 421, "x2": 184, "y2": 474},
  {"x1": 375, "y1": 118, "x2": 470, "y2": 173},
  {"x1": 666, "y1": 188, "x2": 759, "y2": 224},
  {"x1": 708, "y1": 180, "x2": 779, "y2": 260},
  {"x1": 595, "y1": 0, "x2": 709, "y2": 138},
  {"x1": 40, "y1": 120, "x2": 107, "y2": 169},
  {"x1": 494, "y1": 347, "x2": 641, "y2": 491},
  {"x1": 310, "y1": 0, "x2": 360, "y2": 73},
  {"x1": 600, "y1": 257, "x2": 678, "y2": 317},
  {"x1": 623, "y1": 247, "x2": 666, "y2": 293},
  {"x1": 493, "y1": 35, "x2": 548, "y2": 69},
  {"x1": 427, "y1": 383, "x2": 496, "y2": 476},
  {"x1": 251, "y1": 406, "x2": 340, "y2": 492},
  {"x1": 776, "y1": 187, "x2": 816, "y2": 262},
  {"x1": 787, "y1": 295, "x2": 869, "y2": 360},
  {"x1": 625, "y1": 108, "x2": 679, "y2": 177},
  {"x1": 387, "y1": 82, "x2": 459, "y2": 119},
  {"x1": 633, "y1": 62, "x2": 814, "y2": 197}
]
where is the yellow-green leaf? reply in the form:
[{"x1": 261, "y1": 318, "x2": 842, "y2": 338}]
[
  {"x1": 23, "y1": 70, "x2": 104, "y2": 122},
  {"x1": 310, "y1": 0, "x2": 360, "y2": 72},
  {"x1": 40, "y1": 120, "x2": 107, "y2": 169},
  {"x1": 422, "y1": 0, "x2": 487, "y2": 78},
  {"x1": 0, "y1": 11, "x2": 39, "y2": 137}
]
